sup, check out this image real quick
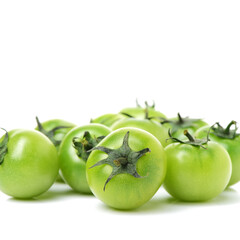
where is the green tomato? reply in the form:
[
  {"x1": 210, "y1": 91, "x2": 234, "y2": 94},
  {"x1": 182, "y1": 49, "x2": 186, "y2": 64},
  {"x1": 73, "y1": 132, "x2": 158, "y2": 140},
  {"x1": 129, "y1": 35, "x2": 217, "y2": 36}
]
[
  {"x1": 111, "y1": 118, "x2": 168, "y2": 147},
  {"x1": 59, "y1": 123, "x2": 111, "y2": 193},
  {"x1": 195, "y1": 121, "x2": 240, "y2": 187},
  {"x1": 35, "y1": 117, "x2": 76, "y2": 182},
  {"x1": 161, "y1": 113, "x2": 208, "y2": 143},
  {"x1": 91, "y1": 113, "x2": 126, "y2": 127},
  {"x1": 164, "y1": 131, "x2": 232, "y2": 201},
  {"x1": 86, "y1": 127, "x2": 167, "y2": 210},
  {"x1": 0, "y1": 129, "x2": 59, "y2": 199}
]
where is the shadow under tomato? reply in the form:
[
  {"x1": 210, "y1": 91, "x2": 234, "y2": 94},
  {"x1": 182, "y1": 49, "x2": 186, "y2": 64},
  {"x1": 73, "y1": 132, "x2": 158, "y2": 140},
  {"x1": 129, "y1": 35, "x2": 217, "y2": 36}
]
[
  {"x1": 136, "y1": 187, "x2": 240, "y2": 214},
  {"x1": 97, "y1": 186, "x2": 240, "y2": 214},
  {"x1": 7, "y1": 182, "x2": 93, "y2": 203}
]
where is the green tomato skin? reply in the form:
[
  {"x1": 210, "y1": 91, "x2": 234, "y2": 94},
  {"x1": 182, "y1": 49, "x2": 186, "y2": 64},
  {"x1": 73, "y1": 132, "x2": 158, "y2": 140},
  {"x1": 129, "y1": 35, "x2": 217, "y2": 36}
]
[
  {"x1": 86, "y1": 127, "x2": 167, "y2": 210},
  {"x1": 91, "y1": 113, "x2": 126, "y2": 127},
  {"x1": 59, "y1": 124, "x2": 111, "y2": 194},
  {"x1": 0, "y1": 129, "x2": 59, "y2": 199},
  {"x1": 120, "y1": 107, "x2": 166, "y2": 119},
  {"x1": 196, "y1": 126, "x2": 240, "y2": 187},
  {"x1": 164, "y1": 142, "x2": 232, "y2": 202},
  {"x1": 111, "y1": 118, "x2": 168, "y2": 147}
]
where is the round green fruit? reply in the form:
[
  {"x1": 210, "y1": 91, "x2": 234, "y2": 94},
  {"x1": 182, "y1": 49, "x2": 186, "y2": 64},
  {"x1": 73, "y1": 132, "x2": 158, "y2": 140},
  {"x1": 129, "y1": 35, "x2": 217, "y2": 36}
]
[
  {"x1": 86, "y1": 127, "x2": 167, "y2": 210},
  {"x1": 195, "y1": 121, "x2": 240, "y2": 186},
  {"x1": 0, "y1": 129, "x2": 59, "y2": 199},
  {"x1": 164, "y1": 130, "x2": 232, "y2": 201},
  {"x1": 59, "y1": 123, "x2": 111, "y2": 193}
]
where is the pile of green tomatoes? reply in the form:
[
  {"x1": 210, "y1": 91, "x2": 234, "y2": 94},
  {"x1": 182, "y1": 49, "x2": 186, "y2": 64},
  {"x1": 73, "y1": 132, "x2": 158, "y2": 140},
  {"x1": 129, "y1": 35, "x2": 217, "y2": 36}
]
[{"x1": 0, "y1": 101, "x2": 239, "y2": 210}]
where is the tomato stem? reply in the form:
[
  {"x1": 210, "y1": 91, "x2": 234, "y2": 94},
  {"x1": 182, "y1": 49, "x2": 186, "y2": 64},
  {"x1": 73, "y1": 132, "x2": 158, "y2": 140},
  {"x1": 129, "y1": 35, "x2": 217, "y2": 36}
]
[
  {"x1": 160, "y1": 113, "x2": 203, "y2": 134},
  {"x1": 144, "y1": 107, "x2": 149, "y2": 120},
  {"x1": 88, "y1": 131, "x2": 151, "y2": 191},
  {"x1": 184, "y1": 130, "x2": 195, "y2": 142},
  {"x1": 177, "y1": 113, "x2": 184, "y2": 124},
  {"x1": 211, "y1": 121, "x2": 239, "y2": 139},
  {"x1": 167, "y1": 129, "x2": 210, "y2": 149},
  {"x1": 135, "y1": 99, "x2": 156, "y2": 120},
  {"x1": 113, "y1": 157, "x2": 128, "y2": 166},
  {"x1": 136, "y1": 99, "x2": 155, "y2": 109},
  {"x1": 224, "y1": 121, "x2": 236, "y2": 134},
  {"x1": 73, "y1": 131, "x2": 105, "y2": 162}
]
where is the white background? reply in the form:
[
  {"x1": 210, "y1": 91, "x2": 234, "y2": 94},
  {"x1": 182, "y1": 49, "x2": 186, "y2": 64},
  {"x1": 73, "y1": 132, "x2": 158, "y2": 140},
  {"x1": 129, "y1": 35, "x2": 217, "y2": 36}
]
[{"x1": 0, "y1": 0, "x2": 240, "y2": 239}]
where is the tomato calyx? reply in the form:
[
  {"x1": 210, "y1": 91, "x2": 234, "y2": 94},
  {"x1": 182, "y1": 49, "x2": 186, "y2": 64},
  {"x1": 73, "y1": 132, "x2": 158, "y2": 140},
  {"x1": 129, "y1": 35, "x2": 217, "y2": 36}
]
[
  {"x1": 120, "y1": 100, "x2": 157, "y2": 120},
  {"x1": 72, "y1": 131, "x2": 105, "y2": 161},
  {"x1": 167, "y1": 129, "x2": 210, "y2": 149},
  {"x1": 0, "y1": 128, "x2": 9, "y2": 165},
  {"x1": 88, "y1": 131, "x2": 151, "y2": 191},
  {"x1": 211, "y1": 121, "x2": 240, "y2": 139},
  {"x1": 160, "y1": 113, "x2": 202, "y2": 133},
  {"x1": 136, "y1": 99, "x2": 155, "y2": 109},
  {"x1": 36, "y1": 117, "x2": 71, "y2": 147},
  {"x1": 120, "y1": 112, "x2": 135, "y2": 118}
]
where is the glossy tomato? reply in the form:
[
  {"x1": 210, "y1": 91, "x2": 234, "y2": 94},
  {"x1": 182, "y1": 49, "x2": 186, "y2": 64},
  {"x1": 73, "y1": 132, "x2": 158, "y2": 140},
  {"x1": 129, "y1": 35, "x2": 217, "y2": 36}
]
[
  {"x1": 164, "y1": 130, "x2": 232, "y2": 201},
  {"x1": 86, "y1": 127, "x2": 167, "y2": 210},
  {"x1": 0, "y1": 129, "x2": 59, "y2": 198},
  {"x1": 195, "y1": 121, "x2": 240, "y2": 187},
  {"x1": 59, "y1": 124, "x2": 111, "y2": 193}
]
